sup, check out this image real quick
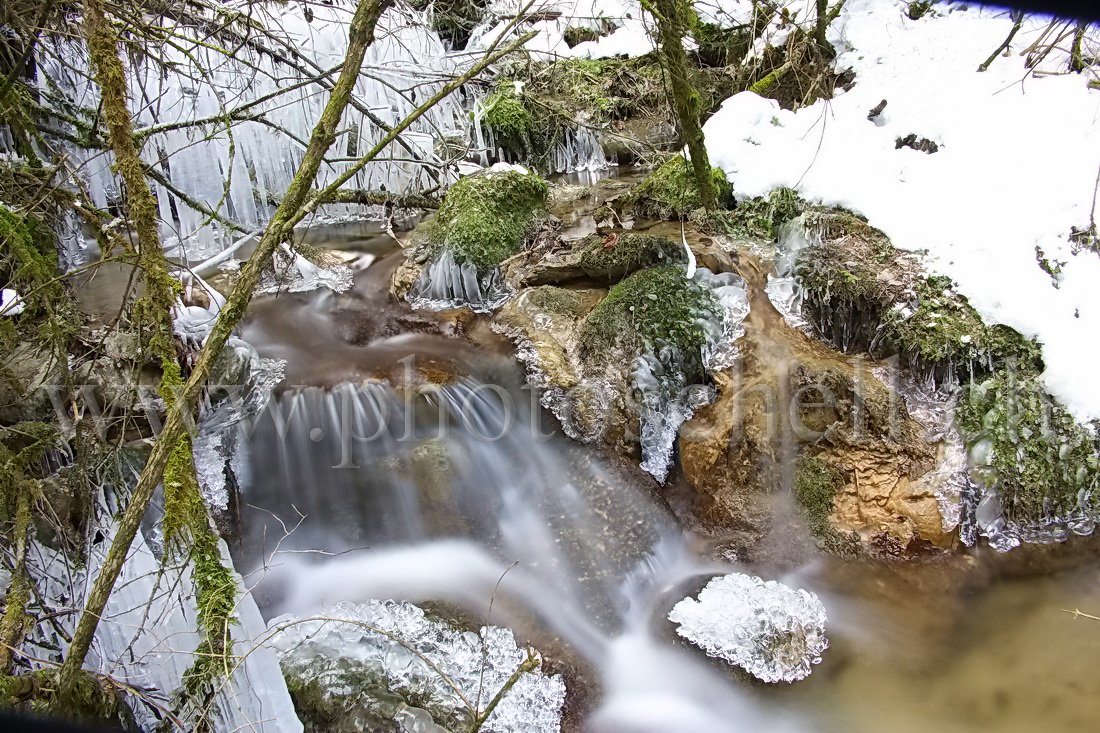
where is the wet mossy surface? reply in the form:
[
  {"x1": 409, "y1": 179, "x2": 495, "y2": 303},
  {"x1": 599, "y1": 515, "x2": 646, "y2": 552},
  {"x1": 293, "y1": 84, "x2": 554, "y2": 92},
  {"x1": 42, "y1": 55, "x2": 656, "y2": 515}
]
[
  {"x1": 957, "y1": 371, "x2": 1100, "y2": 526},
  {"x1": 424, "y1": 168, "x2": 549, "y2": 269},
  {"x1": 623, "y1": 156, "x2": 732, "y2": 220},
  {"x1": 575, "y1": 232, "x2": 686, "y2": 281},
  {"x1": 579, "y1": 265, "x2": 720, "y2": 376},
  {"x1": 792, "y1": 454, "x2": 863, "y2": 557},
  {"x1": 794, "y1": 208, "x2": 1042, "y2": 381},
  {"x1": 481, "y1": 83, "x2": 536, "y2": 157}
]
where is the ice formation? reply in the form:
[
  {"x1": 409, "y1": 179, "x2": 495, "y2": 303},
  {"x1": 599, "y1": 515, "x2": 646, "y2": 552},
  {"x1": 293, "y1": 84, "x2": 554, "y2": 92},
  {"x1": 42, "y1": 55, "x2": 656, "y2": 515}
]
[
  {"x1": 268, "y1": 600, "x2": 565, "y2": 733},
  {"x1": 668, "y1": 573, "x2": 829, "y2": 684},
  {"x1": 407, "y1": 248, "x2": 514, "y2": 313},
  {"x1": 635, "y1": 268, "x2": 750, "y2": 482},
  {"x1": 0, "y1": 288, "x2": 25, "y2": 316}
]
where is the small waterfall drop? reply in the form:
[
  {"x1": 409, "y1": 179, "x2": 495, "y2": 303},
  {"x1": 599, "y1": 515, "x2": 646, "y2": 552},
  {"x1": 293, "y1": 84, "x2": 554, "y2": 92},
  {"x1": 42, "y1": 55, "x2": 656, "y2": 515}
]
[{"x1": 234, "y1": 375, "x2": 814, "y2": 731}]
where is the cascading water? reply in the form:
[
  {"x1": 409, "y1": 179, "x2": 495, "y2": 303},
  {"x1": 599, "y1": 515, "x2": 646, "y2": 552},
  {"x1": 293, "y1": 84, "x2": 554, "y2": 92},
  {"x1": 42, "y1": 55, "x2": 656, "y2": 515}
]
[{"x1": 235, "y1": 377, "x2": 818, "y2": 731}]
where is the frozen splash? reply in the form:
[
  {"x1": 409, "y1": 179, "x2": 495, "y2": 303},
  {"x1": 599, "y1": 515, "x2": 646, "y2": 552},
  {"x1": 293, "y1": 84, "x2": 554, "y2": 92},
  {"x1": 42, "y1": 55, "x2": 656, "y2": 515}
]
[
  {"x1": 668, "y1": 573, "x2": 828, "y2": 684},
  {"x1": 765, "y1": 217, "x2": 814, "y2": 332},
  {"x1": 268, "y1": 599, "x2": 565, "y2": 733}
]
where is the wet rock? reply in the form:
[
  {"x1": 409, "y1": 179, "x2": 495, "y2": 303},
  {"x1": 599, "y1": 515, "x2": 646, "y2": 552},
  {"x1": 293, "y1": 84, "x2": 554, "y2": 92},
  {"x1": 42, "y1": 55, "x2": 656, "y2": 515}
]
[
  {"x1": 680, "y1": 322, "x2": 953, "y2": 558},
  {"x1": 502, "y1": 233, "x2": 686, "y2": 287}
]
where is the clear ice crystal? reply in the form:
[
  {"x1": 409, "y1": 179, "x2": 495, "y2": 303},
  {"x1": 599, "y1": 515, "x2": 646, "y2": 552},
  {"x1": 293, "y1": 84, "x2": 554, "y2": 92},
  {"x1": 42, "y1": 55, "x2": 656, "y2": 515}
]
[
  {"x1": 268, "y1": 600, "x2": 565, "y2": 733},
  {"x1": 407, "y1": 248, "x2": 514, "y2": 313},
  {"x1": 668, "y1": 573, "x2": 829, "y2": 684}
]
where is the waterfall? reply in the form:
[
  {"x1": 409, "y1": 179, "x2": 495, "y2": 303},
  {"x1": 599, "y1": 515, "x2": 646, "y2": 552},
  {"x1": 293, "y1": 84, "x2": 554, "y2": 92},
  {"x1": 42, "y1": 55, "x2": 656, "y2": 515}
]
[{"x1": 237, "y1": 378, "x2": 816, "y2": 731}]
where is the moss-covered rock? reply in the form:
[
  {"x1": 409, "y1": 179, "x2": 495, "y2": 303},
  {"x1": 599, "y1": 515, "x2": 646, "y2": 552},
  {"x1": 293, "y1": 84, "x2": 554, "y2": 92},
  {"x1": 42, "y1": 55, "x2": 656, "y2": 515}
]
[
  {"x1": 794, "y1": 208, "x2": 1042, "y2": 383},
  {"x1": 579, "y1": 265, "x2": 721, "y2": 376},
  {"x1": 481, "y1": 83, "x2": 536, "y2": 159},
  {"x1": 504, "y1": 232, "x2": 686, "y2": 287},
  {"x1": 623, "y1": 156, "x2": 732, "y2": 220},
  {"x1": 957, "y1": 371, "x2": 1100, "y2": 526},
  {"x1": 424, "y1": 167, "x2": 550, "y2": 269}
]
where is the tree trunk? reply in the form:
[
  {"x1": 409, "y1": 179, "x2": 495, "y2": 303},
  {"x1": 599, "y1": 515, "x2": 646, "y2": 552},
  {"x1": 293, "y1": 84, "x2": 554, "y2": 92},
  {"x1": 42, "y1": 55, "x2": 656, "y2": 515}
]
[
  {"x1": 1070, "y1": 20, "x2": 1087, "y2": 73},
  {"x1": 82, "y1": 0, "x2": 177, "y2": 360},
  {"x1": 649, "y1": 0, "x2": 717, "y2": 212},
  {"x1": 57, "y1": 0, "x2": 396, "y2": 697}
]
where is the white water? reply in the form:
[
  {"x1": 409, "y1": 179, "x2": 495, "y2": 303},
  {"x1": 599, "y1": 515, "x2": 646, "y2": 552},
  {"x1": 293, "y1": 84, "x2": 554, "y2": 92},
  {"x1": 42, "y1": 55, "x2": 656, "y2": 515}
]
[{"x1": 239, "y1": 379, "x2": 820, "y2": 731}]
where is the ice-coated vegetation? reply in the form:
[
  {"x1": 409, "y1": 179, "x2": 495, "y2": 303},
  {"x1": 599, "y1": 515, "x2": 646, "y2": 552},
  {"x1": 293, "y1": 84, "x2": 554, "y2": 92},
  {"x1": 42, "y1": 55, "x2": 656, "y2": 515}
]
[{"x1": 268, "y1": 600, "x2": 565, "y2": 733}]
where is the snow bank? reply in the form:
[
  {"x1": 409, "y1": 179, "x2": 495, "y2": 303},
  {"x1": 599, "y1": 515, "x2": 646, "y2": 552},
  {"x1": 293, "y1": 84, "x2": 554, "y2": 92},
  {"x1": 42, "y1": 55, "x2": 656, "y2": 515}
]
[{"x1": 702, "y1": 0, "x2": 1100, "y2": 421}]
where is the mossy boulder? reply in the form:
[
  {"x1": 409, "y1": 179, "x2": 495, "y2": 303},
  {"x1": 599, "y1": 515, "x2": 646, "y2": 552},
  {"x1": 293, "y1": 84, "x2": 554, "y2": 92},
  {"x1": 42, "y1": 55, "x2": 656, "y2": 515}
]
[
  {"x1": 503, "y1": 232, "x2": 686, "y2": 286},
  {"x1": 481, "y1": 83, "x2": 536, "y2": 159},
  {"x1": 793, "y1": 208, "x2": 1042, "y2": 384},
  {"x1": 623, "y1": 156, "x2": 733, "y2": 220},
  {"x1": 957, "y1": 371, "x2": 1100, "y2": 527},
  {"x1": 579, "y1": 265, "x2": 721, "y2": 377},
  {"x1": 419, "y1": 167, "x2": 550, "y2": 270}
]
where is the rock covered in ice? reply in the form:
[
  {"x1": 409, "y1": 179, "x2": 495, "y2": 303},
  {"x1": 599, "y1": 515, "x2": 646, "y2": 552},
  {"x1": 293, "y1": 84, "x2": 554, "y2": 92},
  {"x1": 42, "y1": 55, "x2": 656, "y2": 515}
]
[
  {"x1": 668, "y1": 573, "x2": 828, "y2": 683},
  {"x1": 268, "y1": 600, "x2": 565, "y2": 733}
]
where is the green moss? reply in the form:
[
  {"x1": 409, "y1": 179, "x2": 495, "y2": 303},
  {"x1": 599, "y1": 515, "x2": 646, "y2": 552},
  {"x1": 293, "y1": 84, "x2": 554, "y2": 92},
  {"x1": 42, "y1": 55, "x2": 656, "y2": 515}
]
[
  {"x1": 0, "y1": 204, "x2": 61, "y2": 322},
  {"x1": 625, "y1": 156, "x2": 732, "y2": 220},
  {"x1": 428, "y1": 168, "x2": 549, "y2": 269},
  {"x1": 0, "y1": 669, "x2": 130, "y2": 725},
  {"x1": 580, "y1": 265, "x2": 720, "y2": 374},
  {"x1": 907, "y1": 1, "x2": 934, "y2": 20},
  {"x1": 481, "y1": 83, "x2": 536, "y2": 155},
  {"x1": 159, "y1": 364, "x2": 238, "y2": 702},
  {"x1": 576, "y1": 233, "x2": 686, "y2": 281},
  {"x1": 794, "y1": 209, "x2": 1041, "y2": 380},
  {"x1": 692, "y1": 22, "x2": 751, "y2": 67},
  {"x1": 793, "y1": 455, "x2": 841, "y2": 527},
  {"x1": 957, "y1": 371, "x2": 1100, "y2": 525},
  {"x1": 792, "y1": 455, "x2": 862, "y2": 556},
  {"x1": 705, "y1": 187, "x2": 805, "y2": 240},
  {"x1": 526, "y1": 287, "x2": 584, "y2": 317},
  {"x1": 880, "y1": 274, "x2": 1043, "y2": 371}
]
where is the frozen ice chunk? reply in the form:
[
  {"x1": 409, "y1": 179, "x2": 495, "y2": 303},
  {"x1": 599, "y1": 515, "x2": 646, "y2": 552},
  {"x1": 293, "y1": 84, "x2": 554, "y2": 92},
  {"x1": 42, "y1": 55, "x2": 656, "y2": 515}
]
[
  {"x1": 269, "y1": 600, "x2": 565, "y2": 733},
  {"x1": 668, "y1": 573, "x2": 828, "y2": 683}
]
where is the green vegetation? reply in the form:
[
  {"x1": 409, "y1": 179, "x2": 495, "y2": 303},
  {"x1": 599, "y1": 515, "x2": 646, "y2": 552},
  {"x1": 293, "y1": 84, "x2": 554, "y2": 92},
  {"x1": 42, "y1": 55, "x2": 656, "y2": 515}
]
[
  {"x1": 957, "y1": 371, "x2": 1100, "y2": 525},
  {"x1": 706, "y1": 187, "x2": 805, "y2": 240},
  {"x1": 624, "y1": 156, "x2": 732, "y2": 220},
  {"x1": 0, "y1": 669, "x2": 130, "y2": 726},
  {"x1": 159, "y1": 362, "x2": 239, "y2": 707},
  {"x1": 580, "y1": 265, "x2": 720, "y2": 376},
  {"x1": 481, "y1": 83, "x2": 536, "y2": 156},
  {"x1": 880, "y1": 275, "x2": 1042, "y2": 370},
  {"x1": 907, "y1": 1, "x2": 934, "y2": 20},
  {"x1": 792, "y1": 454, "x2": 862, "y2": 557},
  {"x1": 794, "y1": 208, "x2": 1042, "y2": 379},
  {"x1": 576, "y1": 232, "x2": 686, "y2": 281},
  {"x1": 423, "y1": 168, "x2": 549, "y2": 268}
]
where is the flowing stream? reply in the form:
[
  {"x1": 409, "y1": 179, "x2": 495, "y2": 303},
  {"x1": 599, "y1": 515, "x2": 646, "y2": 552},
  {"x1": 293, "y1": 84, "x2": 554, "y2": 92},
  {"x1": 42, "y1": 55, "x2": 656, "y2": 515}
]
[{"x1": 219, "y1": 181, "x2": 1100, "y2": 732}]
